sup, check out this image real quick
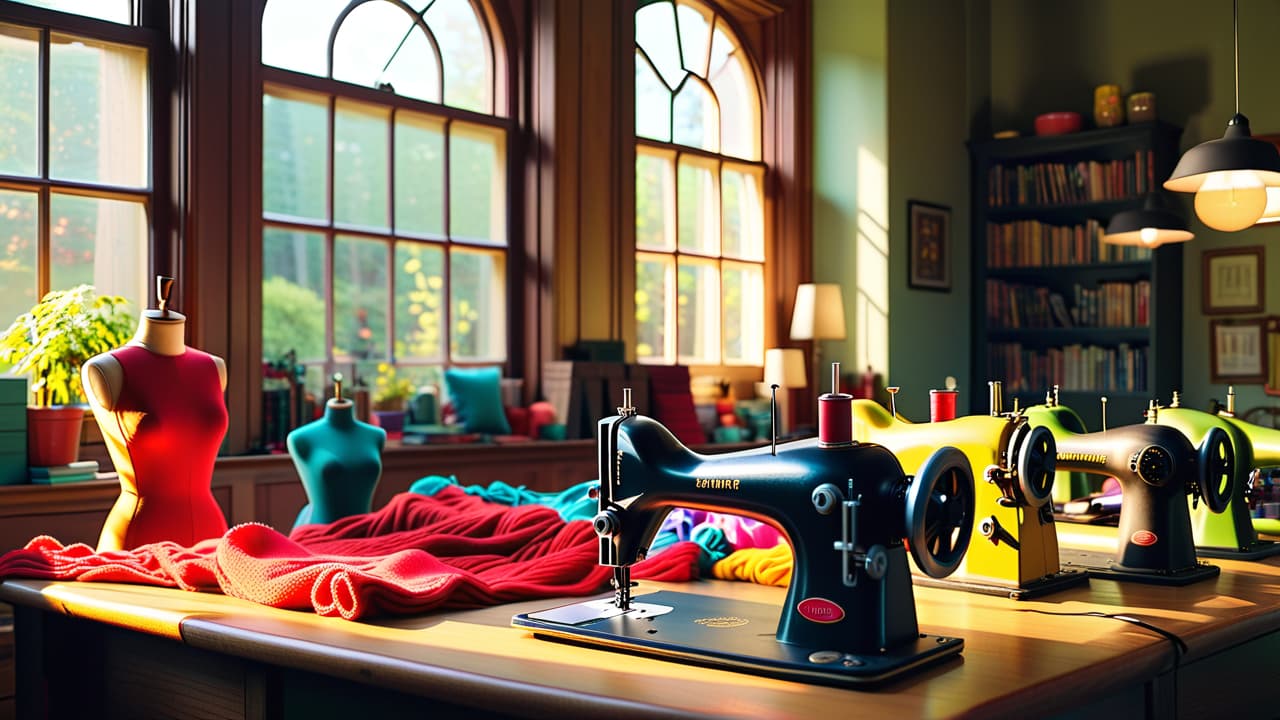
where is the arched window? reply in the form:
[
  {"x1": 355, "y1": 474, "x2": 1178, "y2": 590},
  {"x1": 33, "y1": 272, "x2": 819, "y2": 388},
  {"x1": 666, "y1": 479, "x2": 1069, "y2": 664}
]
[
  {"x1": 260, "y1": 0, "x2": 509, "y2": 402},
  {"x1": 634, "y1": 0, "x2": 764, "y2": 366}
]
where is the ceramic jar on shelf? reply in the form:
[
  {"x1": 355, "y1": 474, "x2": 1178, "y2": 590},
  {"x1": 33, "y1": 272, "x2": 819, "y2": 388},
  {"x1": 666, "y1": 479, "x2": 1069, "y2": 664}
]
[{"x1": 1094, "y1": 84, "x2": 1124, "y2": 128}]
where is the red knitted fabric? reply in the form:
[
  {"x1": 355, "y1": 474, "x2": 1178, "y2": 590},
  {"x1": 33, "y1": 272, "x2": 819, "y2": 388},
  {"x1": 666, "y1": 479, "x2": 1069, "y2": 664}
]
[{"x1": 0, "y1": 487, "x2": 702, "y2": 620}]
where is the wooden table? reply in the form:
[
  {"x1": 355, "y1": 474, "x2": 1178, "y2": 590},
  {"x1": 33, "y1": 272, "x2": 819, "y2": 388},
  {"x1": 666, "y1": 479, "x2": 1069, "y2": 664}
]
[{"x1": 4, "y1": 542, "x2": 1279, "y2": 720}]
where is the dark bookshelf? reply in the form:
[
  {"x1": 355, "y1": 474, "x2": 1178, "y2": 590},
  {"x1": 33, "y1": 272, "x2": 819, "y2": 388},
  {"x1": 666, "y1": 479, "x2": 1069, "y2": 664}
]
[{"x1": 970, "y1": 122, "x2": 1184, "y2": 431}]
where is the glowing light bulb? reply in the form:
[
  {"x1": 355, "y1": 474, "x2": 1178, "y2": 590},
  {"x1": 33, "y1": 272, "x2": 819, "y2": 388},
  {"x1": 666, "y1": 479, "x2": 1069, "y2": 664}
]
[
  {"x1": 1194, "y1": 170, "x2": 1267, "y2": 231},
  {"x1": 1139, "y1": 227, "x2": 1161, "y2": 247}
]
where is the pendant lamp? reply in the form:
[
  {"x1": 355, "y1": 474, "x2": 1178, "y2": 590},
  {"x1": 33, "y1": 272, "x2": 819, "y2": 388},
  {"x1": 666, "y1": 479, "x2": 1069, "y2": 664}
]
[
  {"x1": 1163, "y1": 0, "x2": 1280, "y2": 232},
  {"x1": 1102, "y1": 193, "x2": 1194, "y2": 248}
]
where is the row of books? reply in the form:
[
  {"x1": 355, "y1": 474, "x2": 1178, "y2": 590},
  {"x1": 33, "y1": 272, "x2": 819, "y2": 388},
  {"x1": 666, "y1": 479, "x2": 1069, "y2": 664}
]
[
  {"x1": 987, "y1": 342, "x2": 1148, "y2": 394},
  {"x1": 986, "y1": 279, "x2": 1151, "y2": 329},
  {"x1": 987, "y1": 150, "x2": 1156, "y2": 208},
  {"x1": 986, "y1": 219, "x2": 1152, "y2": 268}
]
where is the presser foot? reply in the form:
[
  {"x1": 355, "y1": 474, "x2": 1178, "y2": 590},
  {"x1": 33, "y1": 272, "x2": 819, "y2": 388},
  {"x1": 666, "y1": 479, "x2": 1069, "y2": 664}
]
[
  {"x1": 513, "y1": 590, "x2": 963, "y2": 688},
  {"x1": 912, "y1": 567, "x2": 1089, "y2": 600},
  {"x1": 1193, "y1": 538, "x2": 1280, "y2": 560},
  {"x1": 1058, "y1": 549, "x2": 1221, "y2": 586}
]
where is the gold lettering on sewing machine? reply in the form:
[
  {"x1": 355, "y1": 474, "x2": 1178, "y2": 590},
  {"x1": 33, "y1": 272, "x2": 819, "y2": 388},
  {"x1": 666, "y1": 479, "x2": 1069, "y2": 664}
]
[
  {"x1": 1058, "y1": 452, "x2": 1107, "y2": 465},
  {"x1": 695, "y1": 477, "x2": 740, "y2": 491},
  {"x1": 694, "y1": 616, "x2": 749, "y2": 628}
]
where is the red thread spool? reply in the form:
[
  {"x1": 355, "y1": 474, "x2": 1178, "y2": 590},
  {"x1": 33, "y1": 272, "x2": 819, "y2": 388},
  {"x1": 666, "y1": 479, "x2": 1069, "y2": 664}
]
[
  {"x1": 819, "y1": 392, "x2": 853, "y2": 446},
  {"x1": 929, "y1": 389, "x2": 958, "y2": 422}
]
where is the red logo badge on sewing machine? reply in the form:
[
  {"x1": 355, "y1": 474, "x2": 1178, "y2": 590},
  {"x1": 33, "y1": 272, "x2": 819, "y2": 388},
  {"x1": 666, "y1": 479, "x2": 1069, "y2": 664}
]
[
  {"x1": 1131, "y1": 530, "x2": 1158, "y2": 547},
  {"x1": 797, "y1": 597, "x2": 845, "y2": 623}
]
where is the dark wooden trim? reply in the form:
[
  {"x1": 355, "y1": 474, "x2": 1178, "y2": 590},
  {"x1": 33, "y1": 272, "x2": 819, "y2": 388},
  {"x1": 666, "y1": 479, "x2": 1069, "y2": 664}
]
[{"x1": 0, "y1": 3, "x2": 164, "y2": 46}]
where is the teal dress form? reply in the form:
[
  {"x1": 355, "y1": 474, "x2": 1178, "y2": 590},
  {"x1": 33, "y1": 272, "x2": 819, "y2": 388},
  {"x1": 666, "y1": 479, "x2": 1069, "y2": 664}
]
[{"x1": 288, "y1": 398, "x2": 387, "y2": 529}]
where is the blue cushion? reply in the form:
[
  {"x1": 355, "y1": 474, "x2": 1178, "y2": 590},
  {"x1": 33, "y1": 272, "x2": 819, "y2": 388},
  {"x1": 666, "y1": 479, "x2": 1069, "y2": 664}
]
[{"x1": 444, "y1": 366, "x2": 512, "y2": 435}]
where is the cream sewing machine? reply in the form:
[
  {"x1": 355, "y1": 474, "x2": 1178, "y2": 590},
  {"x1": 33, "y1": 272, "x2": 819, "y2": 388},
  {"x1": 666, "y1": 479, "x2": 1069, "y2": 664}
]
[
  {"x1": 515, "y1": 371, "x2": 976, "y2": 687},
  {"x1": 849, "y1": 381, "x2": 1084, "y2": 599},
  {"x1": 1026, "y1": 398, "x2": 1234, "y2": 585},
  {"x1": 1149, "y1": 389, "x2": 1280, "y2": 559}
]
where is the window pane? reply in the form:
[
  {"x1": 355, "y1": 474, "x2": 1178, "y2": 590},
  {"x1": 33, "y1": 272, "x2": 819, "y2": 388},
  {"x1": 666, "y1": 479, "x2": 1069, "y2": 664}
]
[
  {"x1": 722, "y1": 164, "x2": 763, "y2": 260},
  {"x1": 677, "y1": 158, "x2": 718, "y2": 254},
  {"x1": 0, "y1": 190, "x2": 38, "y2": 333},
  {"x1": 49, "y1": 193, "x2": 146, "y2": 310},
  {"x1": 450, "y1": 247, "x2": 505, "y2": 362},
  {"x1": 11, "y1": 0, "x2": 132, "y2": 24},
  {"x1": 676, "y1": 2, "x2": 712, "y2": 77},
  {"x1": 333, "y1": 235, "x2": 388, "y2": 360},
  {"x1": 676, "y1": 258, "x2": 719, "y2": 364},
  {"x1": 334, "y1": 100, "x2": 390, "y2": 229},
  {"x1": 261, "y1": 0, "x2": 350, "y2": 77},
  {"x1": 376, "y1": 24, "x2": 442, "y2": 104},
  {"x1": 710, "y1": 48, "x2": 760, "y2": 161},
  {"x1": 424, "y1": 0, "x2": 490, "y2": 113},
  {"x1": 708, "y1": 20, "x2": 735, "y2": 79},
  {"x1": 394, "y1": 241, "x2": 445, "y2": 361},
  {"x1": 262, "y1": 226, "x2": 326, "y2": 362},
  {"x1": 0, "y1": 24, "x2": 39, "y2": 177},
  {"x1": 636, "y1": 150, "x2": 675, "y2": 251},
  {"x1": 394, "y1": 112, "x2": 445, "y2": 236},
  {"x1": 263, "y1": 88, "x2": 329, "y2": 221},
  {"x1": 49, "y1": 34, "x2": 148, "y2": 187},
  {"x1": 722, "y1": 261, "x2": 763, "y2": 365},
  {"x1": 635, "y1": 51, "x2": 670, "y2": 143},
  {"x1": 672, "y1": 78, "x2": 718, "y2": 152},
  {"x1": 635, "y1": 252, "x2": 673, "y2": 364},
  {"x1": 332, "y1": 1, "x2": 436, "y2": 99},
  {"x1": 397, "y1": 364, "x2": 442, "y2": 397},
  {"x1": 449, "y1": 122, "x2": 505, "y2": 245},
  {"x1": 635, "y1": 2, "x2": 684, "y2": 90}
]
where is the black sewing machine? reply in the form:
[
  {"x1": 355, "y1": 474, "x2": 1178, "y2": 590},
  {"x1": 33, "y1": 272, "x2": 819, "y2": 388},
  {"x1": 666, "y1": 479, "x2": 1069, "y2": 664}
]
[
  {"x1": 514, "y1": 379, "x2": 975, "y2": 687},
  {"x1": 1028, "y1": 402, "x2": 1234, "y2": 585}
]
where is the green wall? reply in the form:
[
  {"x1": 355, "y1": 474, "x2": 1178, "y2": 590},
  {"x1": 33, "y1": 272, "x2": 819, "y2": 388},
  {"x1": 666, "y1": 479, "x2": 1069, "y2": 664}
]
[
  {"x1": 988, "y1": 0, "x2": 1280, "y2": 416},
  {"x1": 811, "y1": 0, "x2": 887, "y2": 394},
  {"x1": 813, "y1": 0, "x2": 978, "y2": 420}
]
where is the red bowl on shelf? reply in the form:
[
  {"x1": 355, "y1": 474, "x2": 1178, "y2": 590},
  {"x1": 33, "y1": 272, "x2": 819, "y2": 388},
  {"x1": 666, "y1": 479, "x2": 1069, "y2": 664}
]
[{"x1": 1034, "y1": 111, "x2": 1083, "y2": 136}]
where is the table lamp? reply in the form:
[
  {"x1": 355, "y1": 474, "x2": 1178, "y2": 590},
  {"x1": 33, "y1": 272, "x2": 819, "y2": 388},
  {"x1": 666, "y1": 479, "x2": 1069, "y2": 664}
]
[
  {"x1": 764, "y1": 347, "x2": 807, "y2": 435},
  {"x1": 789, "y1": 283, "x2": 846, "y2": 408}
]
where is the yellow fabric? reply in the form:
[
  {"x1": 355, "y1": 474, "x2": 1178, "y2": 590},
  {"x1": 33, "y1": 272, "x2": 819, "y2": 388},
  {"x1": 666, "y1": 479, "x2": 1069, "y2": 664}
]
[{"x1": 711, "y1": 543, "x2": 792, "y2": 587}]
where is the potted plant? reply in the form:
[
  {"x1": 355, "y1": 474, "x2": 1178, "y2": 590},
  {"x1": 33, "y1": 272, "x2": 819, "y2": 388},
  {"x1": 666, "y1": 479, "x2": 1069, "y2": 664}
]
[
  {"x1": 370, "y1": 362, "x2": 415, "y2": 433},
  {"x1": 0, "y1": 285, "x2": 134, "y2": 466}
]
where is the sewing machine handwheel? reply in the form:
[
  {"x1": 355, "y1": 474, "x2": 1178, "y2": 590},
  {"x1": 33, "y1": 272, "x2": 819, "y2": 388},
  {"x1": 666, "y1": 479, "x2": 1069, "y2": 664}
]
[
  {"x1": 1196, "y1": 427, "x2": 1233, "y2": 514},
  {"x1": 906, "y1": 446, "x2": 974, "y2": 579},
  {"x1": 1014, "y1": 424, "x2": 1056, "y2": 508}
]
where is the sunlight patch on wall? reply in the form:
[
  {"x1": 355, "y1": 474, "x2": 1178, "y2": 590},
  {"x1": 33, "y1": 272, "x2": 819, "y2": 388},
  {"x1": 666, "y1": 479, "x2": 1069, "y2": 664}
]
[{"x1": 855, "y1": 146, "x2": 889, "y2": 374}]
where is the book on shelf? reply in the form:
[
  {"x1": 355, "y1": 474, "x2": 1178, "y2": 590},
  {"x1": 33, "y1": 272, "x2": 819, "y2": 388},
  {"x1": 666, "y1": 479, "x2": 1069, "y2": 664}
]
[
  {"x1": 987, "y1": 150, "x2": 1154, "y2": 208},
  {"x1": 29, "y1": 460, "x2": 99, "y2": 478},
  {"x1": 988, "y1": 342, "x2": 1147, "y2": 394},
  {"x1": 987, "y1": 279, "x2": 1150, "y2": 330},
  {"x1": 986, "y1": 218, "x2": 1151, "y2": 268}
]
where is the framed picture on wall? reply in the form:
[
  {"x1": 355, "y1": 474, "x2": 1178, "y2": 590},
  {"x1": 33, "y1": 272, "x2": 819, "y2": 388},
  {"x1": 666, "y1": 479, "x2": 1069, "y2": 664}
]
[
  {"x1": 908, "y1": 201, "x2": 951, "y2": 291},
  {"x1": 1202, "y1": 246, "x2": 1264, "y2": 315},
  {"x1": 1210, "y1": 318, "x2": 1267, "y2": 385}
]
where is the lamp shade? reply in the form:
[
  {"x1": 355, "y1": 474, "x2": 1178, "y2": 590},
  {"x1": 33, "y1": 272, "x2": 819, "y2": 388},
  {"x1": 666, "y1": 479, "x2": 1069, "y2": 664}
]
[
  {"x1": 789, "y1": 283, "x2": 846, "y2": 341},
  {"x1": 1102, "y1": 194, "x2": 1194, "y2": 247},
  {"x1": 1164, "y1": 115, "x2": 1280, "y2": 231},
  {"x1": 763, "y1": 348, "x2": 807, "y2": 389},
  {"x1": 1256, "y1": 186, "x2": 1280, "y2": 225}
]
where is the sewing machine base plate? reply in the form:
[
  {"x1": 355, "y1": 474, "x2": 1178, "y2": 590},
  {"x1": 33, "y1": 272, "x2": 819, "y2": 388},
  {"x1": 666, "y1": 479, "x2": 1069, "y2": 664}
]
[
  {"x1": 1194, "y1": 538, "x2": 1280, "y2": 560},
  {"x1": 1059, "y1": 549, "x2": 1220, "y2": 586},
  {"x1": 513, "y1": 589, "x2": 962, "y2": 687},
  {"x1": 913, "y1": 568, "x2": 1089, "y2": 600}
]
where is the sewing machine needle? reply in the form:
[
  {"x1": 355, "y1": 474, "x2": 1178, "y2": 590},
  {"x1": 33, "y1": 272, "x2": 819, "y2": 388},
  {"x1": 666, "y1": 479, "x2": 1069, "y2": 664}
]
[{"x1": 612, "y1": 566, "x2": 633, "y2": 610}]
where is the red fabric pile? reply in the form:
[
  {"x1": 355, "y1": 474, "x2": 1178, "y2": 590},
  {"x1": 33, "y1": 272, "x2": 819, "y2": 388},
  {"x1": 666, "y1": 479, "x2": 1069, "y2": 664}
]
[{"x1": 0, "y1": 487, "x2": 701, "y2": 620}]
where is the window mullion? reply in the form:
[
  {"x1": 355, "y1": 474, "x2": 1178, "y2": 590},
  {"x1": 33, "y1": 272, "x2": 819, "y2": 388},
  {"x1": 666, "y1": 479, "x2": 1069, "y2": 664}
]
[
  {"x1": 443, "y1": 118, "x2": 453, "y2": 362},
  {"x1": 387, "y1": 108, "x2": 397, "y2": 362},
  {"x1": 324, "y1": 95, "x2": 337, "y2": 378}
]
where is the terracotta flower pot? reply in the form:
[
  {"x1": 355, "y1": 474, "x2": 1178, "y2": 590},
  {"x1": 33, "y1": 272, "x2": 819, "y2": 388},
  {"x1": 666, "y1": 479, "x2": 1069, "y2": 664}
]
[{"x1": 27, "y1": 405, "x2": 85, "y2": 467}]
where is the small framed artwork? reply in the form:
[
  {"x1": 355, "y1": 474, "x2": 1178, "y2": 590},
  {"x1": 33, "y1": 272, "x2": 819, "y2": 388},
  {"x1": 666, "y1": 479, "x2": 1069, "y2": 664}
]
[
  {"x1": 1202, "y1": 245, "x2": 1264, "y2": 315},
  {"x1": 1210, "y1": 318, "x2": 1267, "y2": 385},
  {"x1": 908, "y1": 201, "x2": 951, "y2": 291}
]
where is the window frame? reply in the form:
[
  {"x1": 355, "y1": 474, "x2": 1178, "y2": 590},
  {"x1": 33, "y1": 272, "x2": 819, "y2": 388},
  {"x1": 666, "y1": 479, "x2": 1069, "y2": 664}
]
[
  {"x1": 633, "y1": 0, "x2": 769, "y2": 369},
  {"x1": 0, "y1": 0, "x2": 170, "y2": 308},
  {"x1": 259, "y1": 0, "x2": 517, "y2": 390}
]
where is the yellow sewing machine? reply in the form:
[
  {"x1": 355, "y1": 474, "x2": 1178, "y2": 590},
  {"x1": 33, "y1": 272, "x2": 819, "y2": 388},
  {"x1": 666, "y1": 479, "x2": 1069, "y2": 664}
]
[
  {"x1": 515, "y1": 373, "x2": 976, "y2": 687},
  {"x1": 850, "y1": 381, "x2": 1085, "y2": 599},
  {"x1": 1145, "y1": 389, "x2": 1280, "y2": 559}
]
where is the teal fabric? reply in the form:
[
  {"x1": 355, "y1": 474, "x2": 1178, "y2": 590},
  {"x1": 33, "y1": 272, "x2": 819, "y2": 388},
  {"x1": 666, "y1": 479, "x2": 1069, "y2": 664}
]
[
  {"x1": 648, "y1": 524, "x2": 732, "y2": 574},
  {"x1": 444, "y1": 366, "x2": 512, "y2": 435},
  {"x1": 409, "y1": 475, "x2": 598, "y2": 522}
]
